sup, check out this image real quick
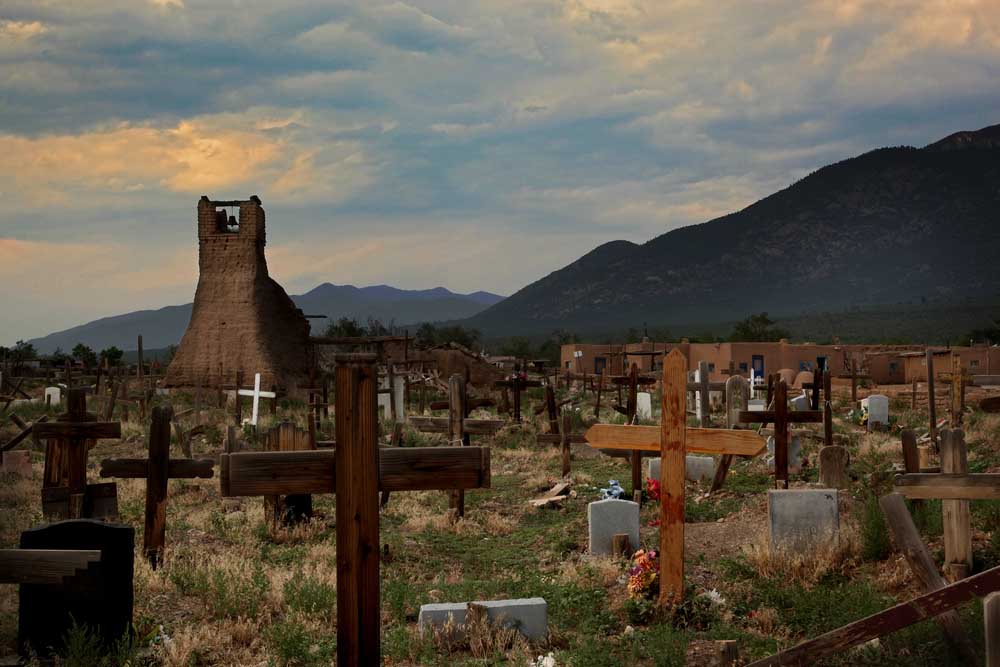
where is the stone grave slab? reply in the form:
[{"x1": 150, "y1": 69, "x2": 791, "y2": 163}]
[
  {"x1": 18, "y1": 519, "x2": 134, "y2": 657},
  {"x1": 767, "y1": 489, "x2": 839, "y2": 553},
  {"x1": 646, "y1": 455, "x2": 717, "y2": 483},
  {"x1": 636, "y1": 392, "x2": 652, "y2": 420},
  {"x1": 861, "y1": 394, "x2": 889, "y2": 430},
  {"x1": 2, "y1": 450, "x2": 31, "y2": 477},
  {"x1": 790, "y1": 392, "x2": 810, "y2": 412},
  {"x1": 588, "y1": 499, "x2": 640, "y2": 556},
  {"x1": 418, "y1": 598, "x2": 547, "y2": 640}
]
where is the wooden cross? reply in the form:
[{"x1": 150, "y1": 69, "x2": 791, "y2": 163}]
[
  {"x1": 837, "y1": 359, "x2": 871, "y2": 405},
  {"x1": 736, "y1": 378, "x2": 822, "y2": 489},
  {"x1": 2, "y1": 414, "x2": 50, "y2": 452},
  {"x1": 493, "y1": 366, "x2": 542, "y2": 421},
  {"x1": 34, "y1": 388, "x2": 121, "y2": 519},
  {"x1": 584, "y1": 349, "x2": 767, "y2": 607},
  {"x1": 219, "y1": 353, "x2": 490, "y2": 666},
  {"x1": 939, "y1": 354, "x2": 974, "y2": 427},
  {"x1": 893, "y1": 429, "x2": 979, "y2": 580},
  {"x1": 686, "y1": 360, "x2": 726, "y2": 427},
  {"x1": 537, "y1": 412, "x2": 588, "y2": 477},
  {"x1": 100, "y1": 405, "x2": 214, "y2": 568},
  {"x1": 236, "y1": 372, "x2": 277, "y2": 426}
]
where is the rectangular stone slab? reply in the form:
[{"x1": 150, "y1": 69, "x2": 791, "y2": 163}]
[
  {"x1": 588, "y1": 498, "x2": 640, "y2": 556},
  {"x1": 768, "y1": 489, "x2": 839, "y2": 554},
  {"x1": 418, "y1": 598, "x2": 547, "y2": 640}
]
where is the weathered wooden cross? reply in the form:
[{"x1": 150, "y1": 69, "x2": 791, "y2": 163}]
[
  {"x1": 537, "y1": 412, "x2": 589, "y2": 477},
  {"x1": 686, "y1": 360, "x2": 727, "y2": 427},
  {"x1": 34, "y1": 388, "x2": 122, "y2": 519},
  {"x1": 493, "y1": 366, "x2": 542, "y2": 422},
  {"x1": 837, "y1": 358, "x2": 871, "y2": 405},
  {"x1": 737, "y1": 378, "x2": 823, "y2": 489},
  {"x1": 219, "y1": 354, "x2": 490, "y2": 666},
  {"x1": 411, "y1": 374, "x2": 504, "y2": 516},
  {"x1": 584, "y1": 349, "x2": 767, "y2": 607},
  {"x1": 893, "y1": 428, "x2": 988, "y2": 581},
  {"x1": 99, "y1": 405, "x2": 214, "y2": 568}
]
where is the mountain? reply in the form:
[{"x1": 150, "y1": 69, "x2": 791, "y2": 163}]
[
  {"x1": 26, "y1": 284, "x2": 504, "y2": 354},
  {"x1": 464, "y1": 123, "x2": 1000, "y2": 336}
]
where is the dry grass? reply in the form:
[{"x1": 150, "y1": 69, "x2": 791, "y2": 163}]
[{"x1": 742, "y1": 529, "x2": 861, "y2": 588}]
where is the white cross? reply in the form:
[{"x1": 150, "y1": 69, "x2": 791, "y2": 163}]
[{"x1": 237, "y1": 373, "x2": 276, "y2": 426}]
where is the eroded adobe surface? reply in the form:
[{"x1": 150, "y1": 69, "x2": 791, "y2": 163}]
[{"x1": 165, "y1": 196, "x2": 311, "y2": 392}]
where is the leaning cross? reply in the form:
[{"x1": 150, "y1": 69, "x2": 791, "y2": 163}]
[
  {"x1": 237, "y1": 372, "x2": 277, "y2": 426},
  {"x1": 220, "y1": 354, "x2": 491, "y2": 667},
  {"x1": 584, "y1": 349, "x2": 766, "y2": 607},
  {"x1": 99, "y1": 405, "x2": 214, "y2": 568},
  {"x1": 34, "y1": 388, "x2": 121, "y2": 519}
]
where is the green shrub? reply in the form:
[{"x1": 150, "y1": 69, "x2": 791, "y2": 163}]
[
  {"x1": 209, "y1": 565, "x2": 269, "y2": 619},
  {"x1": 267, "y1": 618, "x2": 335, "y2": 667},
  {"x1": 860, "y1": 493, "x2": 891, "y2": 561},
  {"x1": 283, "y1": 576, "x2": 336, "y2": 618}
]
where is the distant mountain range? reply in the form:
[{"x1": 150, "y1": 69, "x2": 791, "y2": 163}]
[
  {"x1": 463, "y1": 123, "x2": 1000, "y2": 336},
  {"x1": 26, "y1": 284, "x2": 504, "y2": 354}
]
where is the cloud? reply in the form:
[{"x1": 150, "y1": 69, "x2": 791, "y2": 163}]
[{"x1": 2, "y1": 0, "x2": 1000, "y2": 342}]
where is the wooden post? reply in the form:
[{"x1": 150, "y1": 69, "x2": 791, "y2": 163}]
[
  {"x1": 697, "y1": 360, "x2": 711, "y2": 427},
  {"x1": 388, "y1": 363, "x2": 397, "y2": 422},
  {"x1": 823, "y1": 367, "x2": 833, "y2": 449},
  {"x1": 145, "y1": 405, "x2": 171, "y2": 568},
  {"x1": 234, "y1": 370, "x2": 244, "y2": 426},
  {"x1": 594, "y1": 372, "x2": 603, "y2": 417},
  {"x1": 819, "y1": 446, "x2": 848, "y2": 489},
  {"x1": 322, "y1": 376, "x2": 330, "y2": 419},
  {"x1": 659, "y1": 349, "x2": 686, "y2": 608},
  {"x1": 774, "y1": 379, "x2": 789, "y2": 489},
  {"x1": 986, "y1": 591, "x2": 1000, "y2": 667},
  {"x1": 334, "y1": 353, "x2": 380, "y2": 667},
  {"x1": 449, "y1": 374, "x2": 467, "y2": 517},
  {"x1": 878, "y1": 493, "x2": 976, "y2": 662},
  {"x1": 912, "y1": 378, "x2": 918, "y2": 410},
  {"x1": 950, "y1": 354, "x2": 963, "y2": 427},
  {"x1": 512, "y1": 371, "x2": 521, "y2": 422},
  {"x1": 901, "y1": 427, "x2": 922, "y2": 523},
  {"x1": 137, "y1": 335, "x2": 145, "y2": 421},
  {"x1": 927, "y1": 350, "x2": 938, "y2": 446},
  {"x1": 560, "y1": 412, "x2": 571, "y2": 478},
  {"x1": 941, "y1": 429, "x2": 972, "y2": 579},
  {"x1": 545, "y1": 385, "x2": 559, "y2": 434}
]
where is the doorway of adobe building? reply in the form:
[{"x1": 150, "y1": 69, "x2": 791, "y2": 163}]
[
  {"x1": 594, "y1": 357, "x2": 607, "y2": 375},
  {"x1": 751, "y1": 355, "x2": 765, "y2": 378}
]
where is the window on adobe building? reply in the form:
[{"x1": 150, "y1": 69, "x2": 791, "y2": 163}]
[
  {"x1": 739, "y1": 362, "x2": 748, "y2": 372},
  {"x1": 595, "y1": 357, "x2": 607, "y2": 375},
  {"x1": 971, "y1": 360, "x2": 980, "y2": 368}
]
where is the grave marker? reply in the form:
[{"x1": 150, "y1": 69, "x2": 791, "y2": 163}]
[
  {"x1": 220, "y1": 353, "x2": 491, "y2": 666},
  {"x1": 16, "y1": 519, "x2": 134, "y2": 658},
  {"x1": 237, "y1": 372, "x2": 277, "y2": 426},
  {"x1": 588, "y1": 499, "x2": 640, "y2": 556},
  {"x1": 100, "y1": 405, "x2": 214, "y2": 567}
]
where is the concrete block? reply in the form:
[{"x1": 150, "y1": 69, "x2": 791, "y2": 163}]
[
  {"x1": 44, "y1": 387, "x2": 61, "y2": 407},
  {"x1": 861, "y1": 394, "x2": 889, "y2": 430},
  {"x1": 588, "y1": 499, "x2": 639, "y2": 555},
  {"x1": 636, "y1": 392, "x2": 652, "y2": 420},
  {"x1": 768, "y1": 488, "x2": 839, "y2": 553},
  {"x1": 418, "y1": 598, "x2": 547, "y2": 640},
  {"x1": 645, "y1": 455, "x2": 717, "y2": 483},
  {"x1": 2, "y1": 450, "x2": 31, "y2": 477}
]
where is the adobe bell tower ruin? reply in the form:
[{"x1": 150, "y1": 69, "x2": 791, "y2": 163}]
[{"x1": 165, "y1": 196, "x2": 312, "y2": 392}]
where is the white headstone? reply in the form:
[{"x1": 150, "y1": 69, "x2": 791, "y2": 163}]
[
  {"x1": 765, "y1": 435, "x2": 803, "y2": 474},
  {"x1": 377, "y1": 373, "x2": 407, "y2": 422},
  {"x1": 44, "y1": 387, "x2": 61, "y2": 407},
  {"x1": 636, "y1": 392, "x2": 652, "y2": 420},
  {"x1": 694, "y1": 367, "x2": 705, "y2": 420},
  {"x1": 861, "y1": 394, "x2": 889, "y2": 430},
  {"x1": 645, "y1": 455, "x2": 717, "y2": 483},
  {"x1": 587, "y1": 499, "x2": 640, "y2": 555},
  {"x1": 768, "y1": 489, "x2": 839, "y2": 553}
]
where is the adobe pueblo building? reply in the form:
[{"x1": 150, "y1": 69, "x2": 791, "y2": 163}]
[{"x1": 165, "y1": 196, "x2": 311, "y2": 393}]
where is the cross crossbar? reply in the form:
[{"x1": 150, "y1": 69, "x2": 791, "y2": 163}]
[
  {"x1": 100, "y1": 458, "x2": 214, "y2": 479},
  {"x1": 584, "y1": 424, "x2": 766, "y2": 457},
  {"x1": 220, "y1": 446, "x2": 491, "y2": 497},
  {"x1": 893, "y1": 473, "x2": 1000, "y2": 500},
  {"x1": 34, "y1": 422, "x2": 122, "y2": 440}
]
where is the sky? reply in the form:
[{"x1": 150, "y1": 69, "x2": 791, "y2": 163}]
[{"x1": 1, "y1": 0, "x2": 999, "y2": 344}]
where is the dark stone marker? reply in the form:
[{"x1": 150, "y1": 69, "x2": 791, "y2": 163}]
[{"x1": 18, "y1": 519, "x2": 134, "y2": 658}]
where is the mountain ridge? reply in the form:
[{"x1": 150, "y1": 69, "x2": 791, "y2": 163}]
[
  {"x1": 24, "y1": 284, "x2": 505, "y2": 353},
  {"x1": 462, "y1": 123, "x2": 1000, "y2": 335}
]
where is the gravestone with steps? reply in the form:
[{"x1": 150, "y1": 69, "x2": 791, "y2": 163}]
[{"x1": 18, "y1": 519, "x2": 134, "y2": 657}]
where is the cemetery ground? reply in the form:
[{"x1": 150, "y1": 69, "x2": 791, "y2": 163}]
[{"x1": 2, "y1": 382, "x2": 1000, "y2": 666}]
